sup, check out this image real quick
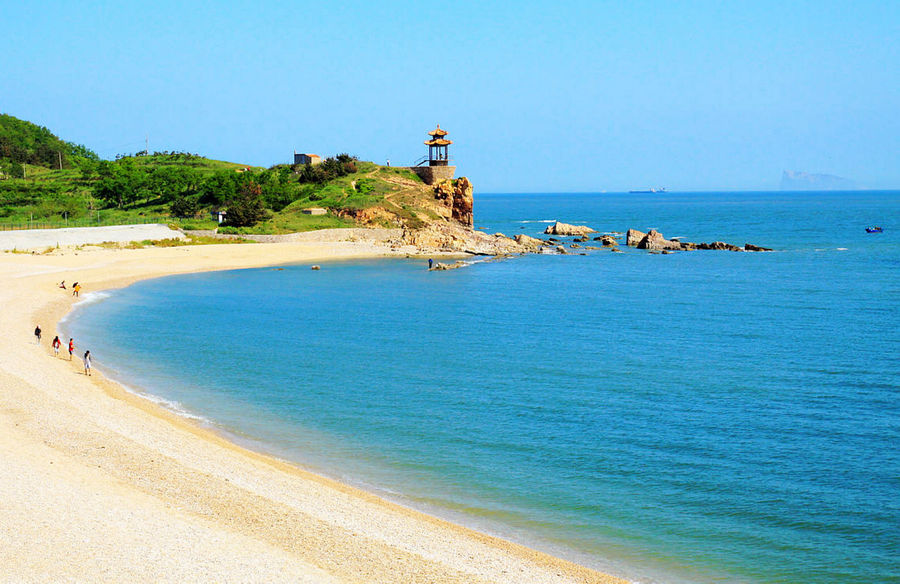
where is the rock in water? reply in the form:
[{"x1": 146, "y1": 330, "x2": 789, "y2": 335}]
[
  {"x1": 514, "y1": 234, "x2": 544, "y2": 251},
  {"x1": 544, "y1": 221, "x2": 597, "y2": 236},
  {"x1": 430, "y1": 260, "x2": 467, "y2": 271},
  {"x1": 637, "y1": 230, "x2": 683, "y2": 251},
  {"x1": 626, "y1": 229, "x2": 647, "y2": 246},
  {"x1": 744, "y1": 243, "x2": 773, "y2": 252},
  {"x1": 598, "y1": 235, "x2": 618, "y2": 247}
]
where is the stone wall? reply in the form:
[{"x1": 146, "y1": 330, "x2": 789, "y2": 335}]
[{"x1": 408, "y1": 165, "x2": 456, "y2": 185}]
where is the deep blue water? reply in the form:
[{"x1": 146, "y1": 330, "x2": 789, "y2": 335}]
[{"x1": 67, "y1": 191, "x2": 899, "y2": 583}]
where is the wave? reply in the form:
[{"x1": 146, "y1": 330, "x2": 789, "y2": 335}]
[
  {"x1": 117, "y1": 380, "x2": 212, "y2": 424},
  {"x1": 73, "y1": 290, "x2": 112, "y2": 307},
  {"x1": 59, "y1": 290, "x2": 113, "y2": 323}
]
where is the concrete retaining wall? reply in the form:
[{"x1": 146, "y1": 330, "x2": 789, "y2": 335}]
[{"x1": 0, "y1": 224, "x2": 186, "y2": 251}]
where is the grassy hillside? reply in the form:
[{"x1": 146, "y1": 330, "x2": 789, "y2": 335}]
[{"x1": 0, "y1": 114, "x2": 448, "y2": 233}]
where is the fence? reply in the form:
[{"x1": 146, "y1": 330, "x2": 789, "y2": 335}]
[{"x1": 0, "y1": 216, "x2": 175, "y2": 231}]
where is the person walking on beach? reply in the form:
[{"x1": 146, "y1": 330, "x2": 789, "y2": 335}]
[
  {"x1": 68, "y1": 338, "x2": 75, "y2": 360},
  {"x1": 83, "y1": 350, "x2": 92, "y2": 376},
  {"x1": 73, "y1": 283, "x2": 82, "y2": 297},
  {"x1": 34, "y1": 325, "x2": 41, "y2": 344},
  {"x1": 52, "y1": 335, "x2": 61, "y2": 356},
  {"x1": 428, "y1": 258, "x2": 434, "y2": 270}
]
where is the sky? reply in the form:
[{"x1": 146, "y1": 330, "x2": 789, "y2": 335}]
[{"x1": 1, "y1": 0, "x2": 897, "y2": 191}]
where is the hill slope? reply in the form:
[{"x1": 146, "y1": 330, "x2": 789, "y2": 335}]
[{"x1": 0, "y1": 114, "x2": 97, "y2": 177}]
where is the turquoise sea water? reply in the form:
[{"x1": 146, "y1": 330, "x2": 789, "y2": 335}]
[{"x1": 66, "y1": 192, "x2": 899, "y2": 583}]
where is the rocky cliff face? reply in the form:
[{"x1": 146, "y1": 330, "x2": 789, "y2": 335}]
[{"x1": 433, "y1": 177, "x2": 474, "y2": 227}]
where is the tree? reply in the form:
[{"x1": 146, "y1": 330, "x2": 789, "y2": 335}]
[
  {"x1": 92, "y1": 160, "x2": 147, "y2": 208},
  {"x1": 169, "y1": 193, "x2": 200, "y2": 218},
  {"x1": 198, "y1": 170, "x2": 239, "y2": 206},
  {"x1": 78, "y1": 158, "x2": 98, "y2": 182},
  {"x1": 223, "y1": 180, "x2": 270, "y2": 227},
  {"x1": 147, "y1": 166, "x2": 201, "y2": 203}
]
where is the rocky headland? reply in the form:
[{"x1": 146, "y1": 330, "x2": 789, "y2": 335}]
[{"x1": 401, "y1": 211, "x2": 772, "y2": 257}]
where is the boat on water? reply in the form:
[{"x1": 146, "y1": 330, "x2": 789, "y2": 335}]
[
  {"x1": 629, "y1": 187, "x2": 667, "y2": 193},
  {"x1": 866, "y1": 226, "x2": 883, "y2": 233}
]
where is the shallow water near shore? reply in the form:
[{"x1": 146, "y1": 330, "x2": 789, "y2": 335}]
[{"x1": 68, "y1": 191, "x2": 899, "y2": 583}]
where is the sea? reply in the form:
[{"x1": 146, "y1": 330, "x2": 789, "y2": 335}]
[{"x1": 64, "y1": 191, "x2": 899, "y2": 584}]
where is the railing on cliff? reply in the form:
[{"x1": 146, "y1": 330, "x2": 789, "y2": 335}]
[{"x1": 411, "y1": 155, "x2": 455, "y2": 167}]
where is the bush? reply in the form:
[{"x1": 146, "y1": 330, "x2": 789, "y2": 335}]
[{"x1": 355, "y1": 178, "x2": 375, "y2": 194}]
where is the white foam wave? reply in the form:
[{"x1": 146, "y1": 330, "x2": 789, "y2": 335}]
[
  {"x1": 73, "y1": 290, "x2": 112, "y2": 307},
  {"x1": 59, "y1": 291, "x2": 113, "y2": 324},
  {"x1": 117, "y1": 381, "x2": 211, "y2": 423},
  {"x1": 836, "y1": 247, "x2": 848, "y2": 251}
]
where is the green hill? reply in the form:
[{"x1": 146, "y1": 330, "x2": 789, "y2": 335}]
[
  {"x1": 0, "y1": 114, "x2": 457, "y2": 233},
  {"x1": 0, "y1": 113, "x2": 98, "y2": 178}
]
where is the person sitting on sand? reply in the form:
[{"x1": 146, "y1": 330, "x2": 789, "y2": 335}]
[
  {"x1": 83, "y1": 350, "x2": 92, "y2": 376},
  {"x1": 52, "y1": 335, "x2": 61, "y2": 356},
  {"x1": 34, "y1": 325, "x2": 41, "y2": 344},
  {"x1": 58, "y1": 280, "x2": 66, "y2": 289},
  {"x1": 68, "y1": 338, "x2": 74, "y2": 360}
]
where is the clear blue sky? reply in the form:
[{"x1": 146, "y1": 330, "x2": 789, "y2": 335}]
[{"x1": 2, "y1": 0, "x2": 897, "y2": 191}]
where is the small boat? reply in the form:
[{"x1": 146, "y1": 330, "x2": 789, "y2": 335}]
[
  {"x1": 866, "y1": 226, "x2": 883, "y2": 233},
  {"x1": 629, "y1": 187, "x2": 667, "y2": 194}
]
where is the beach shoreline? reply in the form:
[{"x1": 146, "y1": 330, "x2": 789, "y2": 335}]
[{"x1": 0, "y1": 240, "x2": 626, "y2": 583}]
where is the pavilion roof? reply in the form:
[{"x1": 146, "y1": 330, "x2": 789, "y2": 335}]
[
  {"x1": 427, "y1": 125, "x2": 449, "y2": 137},
  {"x1": 425, "y1": 139, "x2": 453, "y2": 146}
]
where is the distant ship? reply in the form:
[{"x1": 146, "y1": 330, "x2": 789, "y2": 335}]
[{"x1": 629, "y1": 187, "x2": 667, "y2": 193}]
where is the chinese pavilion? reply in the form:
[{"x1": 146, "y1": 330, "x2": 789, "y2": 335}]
[{"x1": 424, "y1": 125, "x2": 452, "y2": 166}]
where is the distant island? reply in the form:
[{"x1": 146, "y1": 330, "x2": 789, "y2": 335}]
[{"x1": 780, "y1": 170, "x2": 861, "y2": 191}]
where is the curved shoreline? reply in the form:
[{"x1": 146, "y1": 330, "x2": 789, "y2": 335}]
[{"x1": 0, "y1": 241, "x2": 627, "y2": 583}]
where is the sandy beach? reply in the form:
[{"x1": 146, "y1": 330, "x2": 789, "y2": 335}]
[{"x1": 0, "y1": 239, "x2": 625, "y2": 584}]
